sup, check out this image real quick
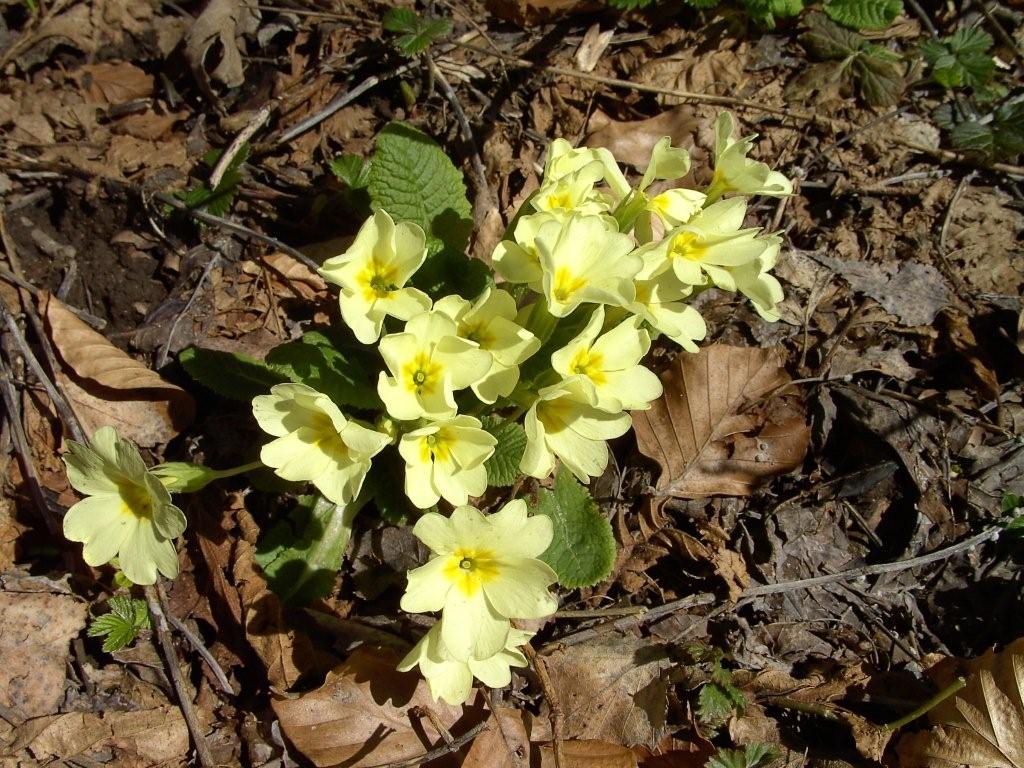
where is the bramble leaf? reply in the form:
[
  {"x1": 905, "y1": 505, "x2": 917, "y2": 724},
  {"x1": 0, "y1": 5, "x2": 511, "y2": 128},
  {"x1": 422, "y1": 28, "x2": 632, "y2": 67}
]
[{"x1": 87, "y1": 595, "x2": 150, "y2": 653}]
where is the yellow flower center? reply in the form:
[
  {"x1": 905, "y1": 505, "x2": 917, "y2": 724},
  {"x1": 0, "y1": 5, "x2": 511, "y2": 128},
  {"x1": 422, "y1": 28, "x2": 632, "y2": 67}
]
[
  {"x1": 537, "y1": 397, "x2": 574, "y2": 435},
  {"x1": 419, "y1": 429, "x2": 452, "y2": 463},
  {"x1": 552, "y1": 267, "x2": 588, "y2": 303},
  {"x1": 545, "y1": 190, "x2": 575, "y2": 210},
  {"x1": 634, "y1": 281, "x2": 651, "y2": 305},
  {"x1": 443, "y1": 547, "x2": 499, "y2": 596},
  {"x1": 648, "y1": 193, "x2": 672, "y2": 217},
  {"x1": 118, "y1": 482, "x2": 153, "y2": 520},
  {"x1": 357, "y1": 258, "x2": 400, "y2": 301},
  {"x1": 568, "y1": 347, "x2": 606, "y2": 386},
  {"x1": 403, "y1": 352, "x2": 443, "y2": 396},
  {"x1": 669, "y1": 232, "x2": 707, "y2": 262},
  {"x1": 460, "y1": 322, "x2": 493, "y2": 349}
]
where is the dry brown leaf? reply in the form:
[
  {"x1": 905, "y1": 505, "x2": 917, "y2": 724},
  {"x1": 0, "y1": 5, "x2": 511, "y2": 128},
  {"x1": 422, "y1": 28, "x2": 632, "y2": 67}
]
[
  {"x1": 633, "y1": 345, "x2": 809, "y2": 499},
  {"x1": 256, "y1": 252, "x2": 328, "y2": 300},
  {"x1": 463, "y1": 707, "x2": 531, "y2": 768},
  {"x1": 75, "y1": 62, "x2": 153, "y2": 104},
  {"x1": 575, "y1": 24, "x2": 614, "y2": 73},
  {"x1": 633, "y1": 45, "x2": 748, "y2": 105},
  {"x1": 0, "y1": 591, "x2": 87, "y2": 718},
  {"x1": 43, "y1": 292, "x2": 194, "y2": 445},
  {"x1": 543, "y1": 637, "x2": 672, "y2": 749},
  {"x1": 898, "y1": 639, "x2": 1024, "y2": 768},
  {"x1": 586, "y1": 106, "x2": 702, "y2": 170},
  {"x1": 272, "y1": 646, "x2": 482, "y2": 767},
  {"x1": 184, "y1": 0, "x2": 260, "y2": 89},
  {"x1": 539, "y1": 740, "x2": 640, "y2": 768}
]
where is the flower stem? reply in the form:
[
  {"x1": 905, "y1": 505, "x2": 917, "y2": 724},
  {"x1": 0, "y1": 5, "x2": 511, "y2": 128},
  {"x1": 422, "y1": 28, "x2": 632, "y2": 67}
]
[
  {"x1": 521, "y1": 300, "x2": 559, "y2": 345},
  {"x1": 612, "y1": 191, "x2": 646, "y2": 233},
  {"x1": 883, "y1": 676, "x2": 966, "y2": 731}
]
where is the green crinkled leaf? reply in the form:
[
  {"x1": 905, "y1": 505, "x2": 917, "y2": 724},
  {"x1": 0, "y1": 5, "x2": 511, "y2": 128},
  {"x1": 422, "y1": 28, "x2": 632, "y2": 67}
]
[
  {"x1": 606, "y1": 0, "x2": 659, "y2": 8},
  {"x1": 743, "y1": 0, "x2": 803, "y2": 28},
  {"x1": 801, "y1": 12, "x2": 864, "y2": 58},
  {"x1": 368, "y1": 122, "x2": 472, "y2": 257},
  {"x1": 255, "y1": 495, "x2": 358, "y2": 606},
  {"x1": 394, "y1": 17, "x2": 451, "y2": 56},
  {"x1": 823, "y1": 0, "x2": 902, "y2": 30},
  {"x1": 87, "y1": 595, "x2": 150, "y2": 653},
  {"x1": 852, "y1": 50, "x2": 905, "y2": 106},
  {"x1": 364, "y1": 452, "x2": 415, "y2": 524},
  {"x1": 179, "y1": 346, "x2": 287, "y2": 401},
  {"x1": 329, "y1": 154, "x2": 371, "y2": 189},
  {"x1": 408, "y1": 246, "x2": 492, "y2": 300},
  {"x1": 481, "y1": 416, "x2": 526, "y2": 487},
  {"x1": 950, "y1": 119, "x2": 994, "y2": 153},
  {"x1": 265, "y1": 329, "x2": 381, "y2": 410},
  {"x1": 532, "y1": 466, "x2": 615, "y2": 588}
]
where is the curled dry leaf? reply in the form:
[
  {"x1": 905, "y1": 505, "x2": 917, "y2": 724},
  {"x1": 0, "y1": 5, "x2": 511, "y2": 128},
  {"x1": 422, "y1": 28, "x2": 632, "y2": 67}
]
[
  {"x1": 539, "y1": 740, "x2": 640, "y2": 768},
  {"x1": 184, "y1": 0, "x2": 260, "y2": 89},
  {"x1": 43, "y1": 293, "x2": 194, "y2": 446},
  {"x1": 586, "y1": 106, "x2": 702, "y2": 171},
  {"x1": 897, "y1": 638, "x2": 1024, "y2": 768},
  {"x1": 272, "y1": 646, "x2": 483, "y2": 767},
  {"x1": 633, "y1": 345, "x2": 809, "y2": 500},
  {"x1": 255, "y1": 252, "x2": 328, "y2": 301}
]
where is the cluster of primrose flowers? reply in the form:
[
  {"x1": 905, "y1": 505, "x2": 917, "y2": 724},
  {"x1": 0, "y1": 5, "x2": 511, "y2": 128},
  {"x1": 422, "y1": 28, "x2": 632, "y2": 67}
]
[{"x1": 60, "y1": 112, "x2": 791, "y2": 703}]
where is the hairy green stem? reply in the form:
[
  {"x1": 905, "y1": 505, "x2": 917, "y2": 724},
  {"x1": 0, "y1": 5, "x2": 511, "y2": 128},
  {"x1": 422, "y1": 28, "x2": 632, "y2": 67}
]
[{"x1": 884, "y1": 676, "x2": 966, "y2": 731}]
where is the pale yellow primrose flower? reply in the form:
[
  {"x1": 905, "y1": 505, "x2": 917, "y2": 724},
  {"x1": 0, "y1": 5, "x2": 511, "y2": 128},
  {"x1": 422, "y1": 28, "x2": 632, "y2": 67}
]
[
  {"x1": 491, "y1": 211, "x2": 557, "y2": 289},
  {"x1": 318, "y1": 210, "x2": 432, "y2": 344},
  {"x1": 253, "y1": 383, "x2": 390, "y2": 504},
  {"x1": 639, "y1": 198, "x2": 772, "y2": 291},
  {"x1": 62, "y1": 426, "x2": 186, "y2": 585},
  {"x1": 551, "y1": 306, "x2": 663, "y2": 412},
  {"x1": 532, "y1": 162, "x2": 613, "y2": 217},
  {"x1": 377, "y1": 310, "x2": 492, "y2": 420},
  {"x1": 543, "y1": 138, "x2": 631, "y2": 200},
  {"x1": 398, "y1": 623, "x2": 532, "y2": 705},
  {"x1": 637, "y1": 137, "x2": 707, "y2": 239},
  {"x1": 398, "y1": 415, "x2": 497, "y2": 509},
  {"x1": 434, "y1": 288, "x2": 540, "y2": 403},
  {"x1": 628, "y1": 271, "x2": 708, "y2": 353},
  {"x1": 707, "y1": 112, "x2": 793, "y2": 201},
  {"x1": 520, "y1": 376, "x2": 632, "y2": 482},
  {"x1": 400, "y1": 501, "x2": 557, "y2": 662},
  {"x1": 534, "y1": 214, "x2": 641, "y2": 317},
  {"x1": 729, "y1": 235, "x2": 785, "y2": 322}
]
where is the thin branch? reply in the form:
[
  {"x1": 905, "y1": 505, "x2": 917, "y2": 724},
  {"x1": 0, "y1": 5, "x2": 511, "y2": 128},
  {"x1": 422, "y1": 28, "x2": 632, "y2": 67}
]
[
  {"x1": 145, "y1": 581, "x2": 216, "y2": 768},
  {"x1": 210, "y1": 105, "x2": 272, "y2": 189},
  {"x1": 524, "y1": 643, "x2": 564, "y2": 768},
  {"x1": 365, "y1": 721, "x2": 489, "y2": 768},
  {"x1": 165, "y1": 612, "x2": 236, "y2": 696},
  {"x1": 742, "y1": 526, "x2": 1002, "y2": 598},
  {"x1": 155, "y1": 193, "x2": 320, "y2": 273},
  {"x1": 156, "y1": 253, "x2": 221, "y2": 370}
]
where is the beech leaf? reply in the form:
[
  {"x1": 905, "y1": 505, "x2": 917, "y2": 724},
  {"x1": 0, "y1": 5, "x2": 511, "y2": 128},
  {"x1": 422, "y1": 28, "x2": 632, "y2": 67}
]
[
  {"x1": 632, "y1": 344, "x2": 809, "y2": 499},
  {"x1": 897, "y1": 639, "x2": 1024, "y2": 768}
]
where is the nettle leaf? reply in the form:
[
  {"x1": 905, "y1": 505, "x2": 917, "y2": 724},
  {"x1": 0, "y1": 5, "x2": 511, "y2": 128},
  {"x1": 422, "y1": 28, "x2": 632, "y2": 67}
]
[
  {"x1": 255, "y1": 495, "x2": 358, "y2": 606},
  {"x1": 853, "y1": 50, "x2": 905, "y2": 106},
  {"x1": 179, "y1": 346, "x2": 287, "y2": 401},
  {"x1": 481, "y1": 416, "x2": 527, "y2": 487},
  {"x1": 532, "y1": 466, "x2": 615, "y2": 588},
  {"x1": 265, "y1": 330, "x2": 381, "y2": 410},
  {"x1": 329, "y1": 154, "x2": 371, "y2": 189},
  {"x1": 706, "y1": 744, "x2": 778, "y2": 768},
  {"x1": 801, "y1": 12, "x2": 864, "y2": 58},
  {"x1": 87, "y1": 595, "x2": 150, "y2": 653},
  {"x1": 368, "y1": 122, "x2": 472, "y2": 257},
  {"x1": 824, "y1": 0, "x2": 902, "y2": 30},
  {"x1": 382, "y1": 7, "x2": 451, "y2": 56}
]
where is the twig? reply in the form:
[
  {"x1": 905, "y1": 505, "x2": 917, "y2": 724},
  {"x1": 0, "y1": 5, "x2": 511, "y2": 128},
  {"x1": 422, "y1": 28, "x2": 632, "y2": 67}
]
[
  {"x1": 884, "y1": 676, "x2": 966, "y2": 731},
  {"x1": 156, "y1": 253, "x2": 221, "y2": 370},
  {"x1": 154, "y1": 193, "x2": 320, "y2": 273},
  {"x1": 846, "y1": 382, "x2": 1008, "y2": 436},
  {"x1": 413, "y1": 705, "x2": 454, "y2": 746},
  {"x1": 145, "y1": 581, "x2": 215, "y2": 768},
  {"x1": 524, "y1": 643, "x2": 565, "y2": 768},
  {"x1": 165, "y1": 612, "x2": 236, "y2": 696},
  {"x1": 975, "y1": 0, "x2": 1024, "y2": 66},
  {"x1": 365, "y1": 721, "x2": 489, "y2": 768},
  {"x1": 210, "y1": 104, "x2": 273, "y2": 189},
  {"x1": 546, "y1": 593, "x2": 717, "y2": 649},
  {"x1": 904, "y1": 0, "x2": 939, "y2": 36},
  {"x1": 895, "y1": 138, "x2": 1024, "y2": 178},
  {"x1": 0, "y1": 294, "x2": 86, "y2": 443},
  {"x1": 455, "y1": 41, "x2": 814, "y2": 123},
  {"x1": 0, "y1": 351, "x2": 61, "y2": 535},
  {"x1": 488, "y1": 688, "x2": 525, "y2": 768},
  {"x1": 425, "y1": 52, "x2": 491, "y2": 202},
  {"x1": 936, "y1": 173, "x2": 979, "y2": 309},
  {"x1": 742, "y1": 526, "x2": 1002, "y2": 598},
  {"x1": 554, "y1": 605, "x2": 647, "y2": 619}
]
